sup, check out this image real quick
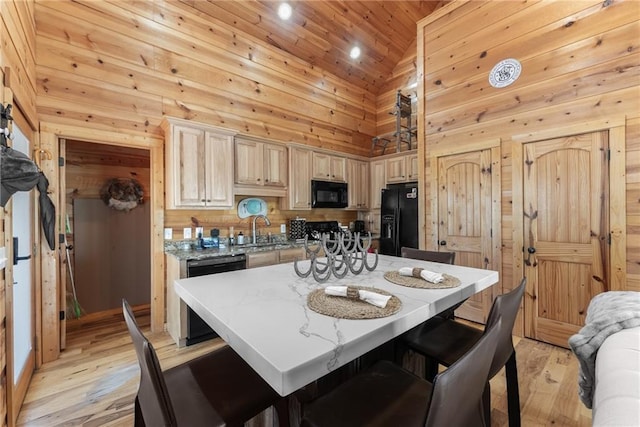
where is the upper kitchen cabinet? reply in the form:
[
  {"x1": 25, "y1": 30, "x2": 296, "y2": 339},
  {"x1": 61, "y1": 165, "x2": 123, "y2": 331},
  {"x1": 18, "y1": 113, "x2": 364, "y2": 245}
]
[
  {"x1": 281, "y1": 146, "x2": 312, "y2": 210},
  {"x1": 312, "y1": 152, "x2": 346, "y2": 182},
  {"x1": 369, "y1": 159, "x2": 386, "y2": 209},
  {"x1": 347, "y1": 158, "x2": 369, "y2": 210},
  {"x1": 235, "y1": 137, "x2": 287, "y2": 197},
  {"x1": 162, "y1": 117, "x2": 235, "y2": 209},
  {"x1": 386, "y1": 152, "x2": 418, "y2": 183}
]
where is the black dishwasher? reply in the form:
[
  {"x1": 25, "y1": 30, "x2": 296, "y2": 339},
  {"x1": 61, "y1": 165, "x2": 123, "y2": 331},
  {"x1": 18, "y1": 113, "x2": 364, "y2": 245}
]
[{"x1": 185, "y1": 254, "x2": 247, "y2": 346}]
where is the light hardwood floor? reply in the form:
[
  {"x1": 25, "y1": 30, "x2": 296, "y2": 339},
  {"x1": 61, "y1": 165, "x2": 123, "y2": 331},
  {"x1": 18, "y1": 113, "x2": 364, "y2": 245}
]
[{"x1": 17, "y1": 308, "x2": 592, "y2": 426}]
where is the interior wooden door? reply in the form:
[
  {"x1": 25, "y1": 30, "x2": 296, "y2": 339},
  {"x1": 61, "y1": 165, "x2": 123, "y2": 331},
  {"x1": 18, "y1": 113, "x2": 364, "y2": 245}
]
[
  {"x1": 437, "y1": 149, "x2": 494, "y2": 323},
  {"x1": 523, "y1": 131, "x2": 609, "y2": 348}
]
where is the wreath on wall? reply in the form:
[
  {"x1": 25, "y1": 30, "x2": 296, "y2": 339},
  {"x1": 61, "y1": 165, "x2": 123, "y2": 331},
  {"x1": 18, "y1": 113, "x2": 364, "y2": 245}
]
[{"x1": 100, "y1": 178, "x2": 144, "y2": 211}]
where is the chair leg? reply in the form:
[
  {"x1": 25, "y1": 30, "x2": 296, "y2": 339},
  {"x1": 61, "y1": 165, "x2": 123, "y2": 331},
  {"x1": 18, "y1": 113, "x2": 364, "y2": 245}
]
[
  {"x1": 274, "y1": 398, "x2": 291, "y2": 427},
  {"x1": 424, "y1": 356, "x2": 439, "y2": 382},
  {"x1": 505, "y1": 351, "x2": 521, "y2": 427},
  {"x1": 134, "y1": 396, "x2": 146, "y2": 427},
  {"x1": 482, "y1": 381, "x2": 491, "y2": 427}
]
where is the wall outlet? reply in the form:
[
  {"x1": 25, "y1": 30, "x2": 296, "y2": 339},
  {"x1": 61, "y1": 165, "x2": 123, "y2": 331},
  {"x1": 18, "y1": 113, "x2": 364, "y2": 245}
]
[
  {"x1": 183, "y1": 227, "x2": 192, "y2": 239},
  {"x1": 280, "y1": 223, "x2": 286, "y2": 234},
  {"x1": 163, "y1": 228, "x2": 173, "y2": 240}
]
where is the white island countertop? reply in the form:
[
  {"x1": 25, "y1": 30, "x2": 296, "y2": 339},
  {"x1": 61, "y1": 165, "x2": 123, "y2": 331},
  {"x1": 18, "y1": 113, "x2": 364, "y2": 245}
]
[{"x1": 174, "y1": 253, "x2": 498, "y2": 396}]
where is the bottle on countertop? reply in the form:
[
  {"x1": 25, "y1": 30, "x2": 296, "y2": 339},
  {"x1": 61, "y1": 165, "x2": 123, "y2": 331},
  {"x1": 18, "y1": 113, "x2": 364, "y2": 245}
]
[
  {"x1": 210, "y1": 228, "x2": 220, "y2": 248},
  {"x1": 237, "y1": 231, "x2": 244, "y2": 245}
]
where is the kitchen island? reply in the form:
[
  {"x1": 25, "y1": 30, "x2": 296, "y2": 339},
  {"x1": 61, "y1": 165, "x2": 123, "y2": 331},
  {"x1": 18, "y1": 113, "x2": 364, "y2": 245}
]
[{"x1": 174, "y1": 253, "x2": 498, "y2": 396}]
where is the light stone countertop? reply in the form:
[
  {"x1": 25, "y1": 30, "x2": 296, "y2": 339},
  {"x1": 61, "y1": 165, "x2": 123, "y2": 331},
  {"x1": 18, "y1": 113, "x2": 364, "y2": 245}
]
[{"x1": 174, "y1": 254, "x2": 498, "y2": 396}]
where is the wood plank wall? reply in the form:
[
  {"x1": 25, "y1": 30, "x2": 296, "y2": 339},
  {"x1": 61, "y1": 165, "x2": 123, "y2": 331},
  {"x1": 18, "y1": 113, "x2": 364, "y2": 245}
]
[
  {"x1": 33, "y1": 0, "x2": 376, "y2": 158},
  {"x1": 418, "y1": 0, "x2": 640, "y2": 301}
]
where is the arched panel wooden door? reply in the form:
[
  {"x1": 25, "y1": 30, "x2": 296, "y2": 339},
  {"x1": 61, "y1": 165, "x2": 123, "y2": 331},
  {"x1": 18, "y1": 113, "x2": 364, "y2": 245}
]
[
  {"x1": 523, "y1": 131, "x2": 609, "y2": 347},
  {"x1": 437, "y1": 149, "x2": 495, "y2": 323}
]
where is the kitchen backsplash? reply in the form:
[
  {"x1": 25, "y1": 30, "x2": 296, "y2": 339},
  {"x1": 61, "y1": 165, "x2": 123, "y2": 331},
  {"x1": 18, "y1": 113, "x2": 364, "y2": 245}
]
[{"x1": 164, "y1": 195, "x2": 357, "y2": 241}]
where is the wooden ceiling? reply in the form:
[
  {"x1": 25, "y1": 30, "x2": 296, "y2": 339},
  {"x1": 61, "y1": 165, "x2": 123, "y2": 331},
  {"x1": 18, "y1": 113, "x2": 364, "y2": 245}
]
[{"x1": 205, "y1": 1, "x2": 447, "y2": 94}]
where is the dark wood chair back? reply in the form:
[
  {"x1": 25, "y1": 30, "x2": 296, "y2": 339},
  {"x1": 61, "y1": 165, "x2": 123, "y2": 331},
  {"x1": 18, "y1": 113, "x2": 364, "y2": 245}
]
[
  {"x1": 425, "y1": 318, "x2": 503, "y2": 427},
  {"x1": 123, "y1": 299, "x2": 176, "y2": 426},
  {"x1": 401, "y1": 247, "x2": 455, "y2": 265},
  {"x1": 483, "y1": 277, "x2": 527, "y2": 377}
]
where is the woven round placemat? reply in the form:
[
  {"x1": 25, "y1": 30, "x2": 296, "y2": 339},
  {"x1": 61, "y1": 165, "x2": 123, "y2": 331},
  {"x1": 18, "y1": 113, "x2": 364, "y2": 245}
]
[
  {"x1": 383, "y1": 270, "x2": 461, "y2": 289},
  {"x1": 307, "y1": 286, "x2": 402, "y2": 319}
]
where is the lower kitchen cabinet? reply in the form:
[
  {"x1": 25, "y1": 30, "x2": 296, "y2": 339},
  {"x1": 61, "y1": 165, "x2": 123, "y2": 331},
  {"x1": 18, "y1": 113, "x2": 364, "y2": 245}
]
[
  {"x1": 246, "y1": 247, "x2": 307, "y2": 268},
  {"x1": 278, "y1": 247, "x2": 306, "y2": 263},
  {"x1": 246, "y1": 251, "x2": 279, "y2": 268}
]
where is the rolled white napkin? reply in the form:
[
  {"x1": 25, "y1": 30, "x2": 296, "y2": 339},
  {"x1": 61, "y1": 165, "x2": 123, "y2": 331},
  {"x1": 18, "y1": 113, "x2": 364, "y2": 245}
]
[
  {"x1": 324, "y1": 285, "x2": 392, "y2": 308},
  {"x1": 398, "y1": 267, "x2": 444, "y2": 284}
]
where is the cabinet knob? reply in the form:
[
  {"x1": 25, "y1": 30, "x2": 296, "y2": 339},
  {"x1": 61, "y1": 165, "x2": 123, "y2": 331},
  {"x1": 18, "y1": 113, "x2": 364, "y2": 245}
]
[
  {"x1": 257, "y1": 178, "x2": 261, "y2": 182},
  {"x1": 439, "y1": 240, "x2": 447, "y2": 246}
]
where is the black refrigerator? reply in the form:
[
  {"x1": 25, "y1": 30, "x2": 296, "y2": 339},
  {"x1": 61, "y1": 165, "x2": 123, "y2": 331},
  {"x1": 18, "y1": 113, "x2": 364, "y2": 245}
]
[{"x1": 380, "y1": 182, "x2": 418, "y2": 256}]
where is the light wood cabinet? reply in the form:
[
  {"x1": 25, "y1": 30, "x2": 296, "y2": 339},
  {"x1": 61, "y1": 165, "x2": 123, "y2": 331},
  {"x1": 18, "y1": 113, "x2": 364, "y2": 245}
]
[
  {"x1": 246, "y1": 251, "x2": 279, "y2": 268},
  {"x1": 281, "y1": 146, "x2": 312, "y2": 210},
  {"x1": 162, "y1": 117, "x2": 235, "y2": 209},
  {"x1": 235, "y1": 137, "x2": 287, "y2": 196},
  {"x1": 278, "y1": 247, "x2": 306, "y2": 263},
  {"x1": 385, "y1": 153, "x2": 418, "y2": 184},
  {"x1": 312, "y1": 152, "x2": 346, "y2": 182},
  {"x1": 246, "y1": 247, "x2": 306, "y2": 268},
  {"x1": 369, "y1": 159, "x2": 386, "y2": 209},
  {"x1": 347, "y1": 158, "x2": 369, "y2": 210},
  {"x1": 406, "y1": 153, "x2": 418, "y2": 181}
]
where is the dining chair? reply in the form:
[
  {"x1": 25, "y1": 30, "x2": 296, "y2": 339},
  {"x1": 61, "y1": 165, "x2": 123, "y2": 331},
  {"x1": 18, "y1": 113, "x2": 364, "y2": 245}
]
[
  {"x1": 401, "y1": 277, "x2": 527, "y2": 427},
  {"x1": 122, "y1": 299, "x2": 289, "y2": 427},
  {"x1": 400, "y1": 246, "x2": 456, "y2": 265},
  {"x1": 400, "y1": 246, "x2": 458, "y2": 318},
  {"x1": 301, "y1": 318, "x2": 504, "y2": 427}
]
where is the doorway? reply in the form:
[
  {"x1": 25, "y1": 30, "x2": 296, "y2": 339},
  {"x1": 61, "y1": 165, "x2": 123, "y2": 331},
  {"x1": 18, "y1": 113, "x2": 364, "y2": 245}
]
[
  {"x1": 8, "y1": 124, "x2": 36, "y2": 424},
  {"x1": 61, "y1": 140, "x2": 151, "y2": 342},
  {"x1": 433, "y1": 147, "x2": 502, "y2": 323},
  {"x1": 521, "y1": 131, "x2": 610, "y2": 348}
]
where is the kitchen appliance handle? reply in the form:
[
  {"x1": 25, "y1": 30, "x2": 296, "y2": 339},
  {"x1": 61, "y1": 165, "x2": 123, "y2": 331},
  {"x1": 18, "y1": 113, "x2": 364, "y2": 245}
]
[{"x1": 394, "y1": 208, "x2": 400, "y2": 253}]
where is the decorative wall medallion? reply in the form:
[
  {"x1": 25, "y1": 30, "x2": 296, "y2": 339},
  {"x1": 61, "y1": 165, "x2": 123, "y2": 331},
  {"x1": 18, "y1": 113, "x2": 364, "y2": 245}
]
[{"x1": 488, "y1": 58, "x2": 522, "y2": 88}]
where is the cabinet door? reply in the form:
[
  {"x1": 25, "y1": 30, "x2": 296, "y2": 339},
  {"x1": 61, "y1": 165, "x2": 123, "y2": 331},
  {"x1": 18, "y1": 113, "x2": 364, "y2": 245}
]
[
  {"x1": 386, "y1": 156, "x2": 407, "y2": 183},
  {"x1": 278, "y1": 247, "x2": 306, "y2": 263},
  {"x1": 288, "y1": 147, "x2": 312, "y2": 209},
  {"x1": 347, "y1": 159, "x2": 369, "y2": 210},
  {"x1": 406, "y1": 154, "x2": 419, "y2": 181},
  {"x1": 263, "y1": 143, "x2": 287, "y2": 187},
  {"x1": 172, "y1": 125, "x2": 207, "y2": 207},
  {"x1": 312, "y1": 152, "x2": 332, "y2": 180},
  {"x1": 357, "y1": 160, "x2": 369, "y2": 209},
  {"x1": 247, "y1": 251, "x2": 279, "y2": 268},
  {"x1": 235, "y1": 139, "x2": 264, "y2": 185},
  {"x1": 205, "y1": 132, "x2": 234, "y2": 208},
  {"x1": 331, "y1": 156, "x2": 347, "y2": 182},
  {"x1": 370, "y1": 159, "x2": 386, "y2": 209}
]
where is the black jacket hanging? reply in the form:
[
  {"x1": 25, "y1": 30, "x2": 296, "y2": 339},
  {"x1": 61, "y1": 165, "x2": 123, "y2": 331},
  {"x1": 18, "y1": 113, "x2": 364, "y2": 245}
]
[{"x1": 1, "y1": 103, "x2": 57, "y2": 250}]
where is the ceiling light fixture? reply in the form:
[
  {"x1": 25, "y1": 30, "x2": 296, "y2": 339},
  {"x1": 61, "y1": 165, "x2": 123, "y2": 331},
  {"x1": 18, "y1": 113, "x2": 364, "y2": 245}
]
[
  {"x1": 350, "y1": 46, "x2": 361, "y2": 59},
  {"x1": 278, "y1": 3, "x2": 292, "y2": 20}
]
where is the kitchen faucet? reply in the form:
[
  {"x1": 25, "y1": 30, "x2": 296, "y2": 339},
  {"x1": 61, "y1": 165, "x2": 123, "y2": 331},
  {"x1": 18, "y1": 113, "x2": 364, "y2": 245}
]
[{"x1": 252, "y1": 214, "x2": 271, "y2": 244}]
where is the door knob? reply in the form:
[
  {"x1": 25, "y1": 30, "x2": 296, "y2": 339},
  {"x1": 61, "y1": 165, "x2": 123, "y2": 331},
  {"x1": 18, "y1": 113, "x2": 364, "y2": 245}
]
[{"x1": 527, "y1": 247, "x2": 536, "y2": 254}]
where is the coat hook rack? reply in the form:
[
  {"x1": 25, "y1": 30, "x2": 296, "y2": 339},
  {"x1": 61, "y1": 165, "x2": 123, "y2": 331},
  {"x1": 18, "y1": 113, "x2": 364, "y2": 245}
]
[{"x1": 33, "y1": 148, "x2": 53, "y2": 168}]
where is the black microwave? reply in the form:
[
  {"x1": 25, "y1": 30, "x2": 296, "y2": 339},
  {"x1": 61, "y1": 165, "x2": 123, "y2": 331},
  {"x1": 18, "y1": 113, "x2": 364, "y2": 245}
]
[{"x1": 311, "y1": 180, "x2": 348, "y2": 208}]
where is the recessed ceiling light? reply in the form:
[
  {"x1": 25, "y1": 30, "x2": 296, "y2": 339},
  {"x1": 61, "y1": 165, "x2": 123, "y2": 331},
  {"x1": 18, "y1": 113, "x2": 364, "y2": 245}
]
[
  {"x1": 278, "y1": 3, "x2": 292, "y2": 20},
  {"x1": 350, "y1": 46, "x2": 361, "y2": 59}
]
